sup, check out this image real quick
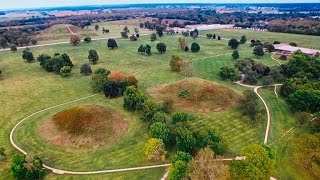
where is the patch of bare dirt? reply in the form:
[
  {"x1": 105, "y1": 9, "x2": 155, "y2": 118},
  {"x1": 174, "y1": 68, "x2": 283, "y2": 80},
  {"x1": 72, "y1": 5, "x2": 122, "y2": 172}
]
[{"x1": 38, "y1": 105, "x2": 128, "y2": 149}]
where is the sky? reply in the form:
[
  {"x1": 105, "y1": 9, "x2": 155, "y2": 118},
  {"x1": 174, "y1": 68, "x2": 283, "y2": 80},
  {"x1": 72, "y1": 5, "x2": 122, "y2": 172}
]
[{"x1": 1, "y1": 0, "x2": 320, "y2": 10}]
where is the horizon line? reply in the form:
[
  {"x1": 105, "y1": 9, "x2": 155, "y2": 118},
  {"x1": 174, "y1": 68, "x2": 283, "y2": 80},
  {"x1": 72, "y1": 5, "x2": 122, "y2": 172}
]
[{"x1": 1, "y1": 2, "x2": 320, "y2": 11}]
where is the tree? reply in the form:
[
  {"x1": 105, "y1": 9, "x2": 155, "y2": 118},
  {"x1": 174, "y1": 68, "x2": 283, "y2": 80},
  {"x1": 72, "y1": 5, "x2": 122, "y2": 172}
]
[
  {"x1": 228, "y1": 38, "x2": 240, "y2": 49},
  {"x1": 121, "y1": 31, "x2": 128, "y2": 39},
  {"x1": 219, "y1": 66, "x2": 240, "y2": 81},
  {"x1": 213, "y1": 34, "x2": 216, "y2": 39},
  {"x1": 84, "y1": 37, "x2": 91, "y2": 43},
  {"x1": 240, "y1": 35, "x2": 247, "y2": 44},
  {"x1": 31, "y1": 38, "x2": 37, "y2": 45},
  {"x1": 162, "y1": 98, "x2": 174, "y2": 113},
  {"x1": 150, "y1": 33, "x2": 157, "y2": 42},
  {"x1": 178, "y1": 37, "x2": 187, "y2": 51},
  {"x1": 136, "y1": 33, "x2": 140, "y2": 38},
  {"x1": 70, "y1": 34, "x2": 81, "y2": 46},
  {"x1": 156, "y1": 25, "x2": 164, "y2": 37},
  {"x1": 80, "y1": 63, "x2": 92, "y2": 75},
  {"x1": 142, "y1": 99, "x2": 160, "y2": 122},
  {"x1": 232, "y1": 50, "x2": 240, "y2": 60},
  {"x1": 91, "y1": 69, "x2": 109, "y2": 93},
  {"x1": 293, "y1": 133, "x2": 320, "y2": 178},
  {"x1": 22, "y1": 48, "x2": 34, "y2": 63},
  {"x1": 138, "y1": 44, "x2": 145, "y2": 54},
  {"x1": 107, "y1": 38, "x2": 118, "y2": 49},
  {"x1": 150, "y1": 122, "x2": 170, "y2": 144},
  {"x1": 144, "y1": 138, "x2": 165, "y2": 161},
  {"x1": 194, "y1": 128, "x2": 225, "y2": 155},
  {"x1": 123, "y1": 26, "x2": 129, "y2": 33},
  {"x1": 172, "y1": 112, "x2": 189, "y2": 124},
  {"x1": 170, "y1": 55, "x2": 184, "y2": 72},
  {"x1": 289, "y1": 42, "x2": 298, "y2": 47},
  {"x1": 130, "y1": 35, "x2": 138, "y2": 41},
  {"x1": 253, "y1": 45, "x2": 265, "y2": 58},
  {"x1": 156, "y1": 42, "x2": 167, "y2": 54},
  {"x1": 175, "y1": 123, "x2": 196, "y2": 153},
  {"x1": 123, "y1": 86, "x2": 146, "y2": 111},
  {"x1": 273, "y1": 41, "x2": 281, "y2": 44},
  {"x1": 218, "y1": 36, "x2": 221, "y2": 40},
  {"x1": 95, "y1": 24, "x2": 99, "y2": 31},
  {"x1": 0, "y1": 36, "x2": 7, "y2": 48},
  {"x1": 171, "y1": 151, "x2": 192, "y2": 164},
  {"x1": 266, "y1": 44, "x2": 275, "y2": 53},
  {"x1": 206, "y1": 34, "x2": 213, "y2": 39},
  {"x1": 168, "y1": 160, "x2": 188, "y2": 180},
  {"x1": 145, "y1": 44, "x2": 152, "y2": 56},
  {"x1": 60, "y1": 66, "x2": 72, "y2": 77},
  {"x1": 191, "y1": 42, "x2": 200, "y2": 53},
  {"x1": 134, "y1": 27, "x2": 139, "y2": 34},
  {"x1": 11, "y1": 154, "x2": 45, "y2": 180},
  {"x1": 184, "y1": 46, "x2": 189, "y2": 52},
  {"x1": 10, "y1": 44, "x2": 17, "y2": 52},
  {"x1": 287, "y1": 90, "x2": 320, "y2": 113},
  {"x1": 232, "y1": 144, "x2": 275, "y2": 180},
  {"x1": 240, "y1": 90, "x2": 260, "y2": 123},
  {"x1": 88, "y1": 49, "x2": 99, "y2": 64},
  {"x1": 186, "y1": 148, "x2": 230, "y2": 180}
]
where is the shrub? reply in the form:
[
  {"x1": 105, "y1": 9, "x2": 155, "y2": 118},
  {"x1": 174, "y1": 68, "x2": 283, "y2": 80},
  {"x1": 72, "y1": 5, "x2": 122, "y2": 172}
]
[
  {"x1": 60, "y1": 66, "x2": 72, "y2": 77},
  {"x1": 70, "y1": 34, "x2": 81, "y2": 46},
  {"x1": 191, "y1": 42, "x2": 200, "y2": 53},
  {"x1": 22, "y1": 48, "x2": 34, "y2": 63},
  {"x1": 273, "y1": 41, "x2": 281, "y2": 44},
  {"x1": 150, "y1": 122, "x2": 170, "y2": 144},
  {"x1": 80, "y1": 63, "x2": 92, "y2": 75},
  {"x1": 219, "y1": 66, "x2": 240, "y2": 81},
  {"x1": 217, "y1": 36, "x2": 221, "y2": 40},
  {"x1": 172, "y1": 112, "x2": 189, "y2": 124},
  {"x1": 11, "y1": 154, "x2": 45, "y2": 180},
  {"x1": 280, "y1": 55, "x2": 287, "y2": 60},
  {"x1": 228, "y1": 38, "x2": 240, "y2": 49},
  {"x1": 178, "y1": 89, "x2": 189, "y2": 98},
  {"x1": 168, "y1": 160, "x2": 188, "y2": 180},
  {"x1": 10, "y1": 44, "x2": 17, "y2": 52},
  {"x1": 121, "y1": 31, "x2": 129, "y2": 39},
  {"x1": 123, "y1": 86, "x2": 146, "y2": 111},
  {"x1": 107, "y1": 38, "x2": 118, "y2": 49},
  {"x1": 150, "y1": 33, "x2": 157, "y2": 42},
  {"x1": 88, "y1": 49, "x2": 99, "y2": 64},
  {"x1": 91, "y1": 72, "x2": 107, "y2": 93},
  {"x1": 170, "y1": 55, "x2": 184, "y2": 72},
  {"x1": 171, "y1": 151, "x2": 192, "y2": 164},
  {"x1": 38, "y1": 53, "x2": 73, "y2": 73},
  {"x1": 151, "y1": 112, "x2": 167, "y2": 124},
  {"x1": 240, "y1": 90, "x2": 260, "y2": 122},
  {"x1": 240, "y1": 35, "x2": 247, "y2": 44},
  {"x1": 144, "y1": 138, "x2": 165, "y2": 161},
  {"x1": 84, "y1": 37, "x2": 91, "y2": 43},
  {"x1": 156, "y1": 42, "x2": 167, "y2": 54},
  {"x1": 232, "y1": 50, "x2": 240, "y2": 60},
  {"x1": 142, "y1": 100, "x2": 160, "y2": 122},
  {"x1": 289, "y1": 42, "x2": 298, "y2": 47},
  {"x1": 253, "y1": 45, "x2": 265, "y2": 58},
  {"x1": 206, "y1": 34, "x2": 213, "y2": 39},
  {"x1": 130, "y1": 35, "x2": 138, "y2": 41},
  {"x1": 184, "y1": 46, "x2": 189, "y2": 52}
]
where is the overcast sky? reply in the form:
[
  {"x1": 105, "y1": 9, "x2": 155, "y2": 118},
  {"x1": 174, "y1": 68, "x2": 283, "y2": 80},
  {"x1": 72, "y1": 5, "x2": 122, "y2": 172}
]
[{"x1": 2, "y1": 0, "x2": 320, "y2": 10}]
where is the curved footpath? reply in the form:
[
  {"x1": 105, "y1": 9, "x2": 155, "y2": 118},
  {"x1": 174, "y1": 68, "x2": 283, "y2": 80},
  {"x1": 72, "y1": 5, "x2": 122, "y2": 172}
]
[
  {"x1": 9, "y1": 93, "x2": 245, "y2": 175},
  {"x1": 235, "y1": 81, "x2": 282, "y2": 145}
]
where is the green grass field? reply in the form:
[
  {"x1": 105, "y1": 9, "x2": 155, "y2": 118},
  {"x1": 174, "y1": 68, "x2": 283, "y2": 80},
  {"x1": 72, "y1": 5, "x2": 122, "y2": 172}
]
[
  {"x1": 200, "y1": 28, "x2": 320, "y2": 49},
  {"x1": 0, "y1": 28, "x2": 310, "y2": 179}
]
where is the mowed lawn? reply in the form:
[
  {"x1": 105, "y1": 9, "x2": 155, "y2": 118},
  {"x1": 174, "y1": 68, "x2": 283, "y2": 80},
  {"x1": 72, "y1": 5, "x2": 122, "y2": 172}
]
[
  {"x1": 200, "y1": 28, "x2": 320, "y2": 49},
  {"x1": 0, "y1": 29, "x2": 303, "y2": 179}
]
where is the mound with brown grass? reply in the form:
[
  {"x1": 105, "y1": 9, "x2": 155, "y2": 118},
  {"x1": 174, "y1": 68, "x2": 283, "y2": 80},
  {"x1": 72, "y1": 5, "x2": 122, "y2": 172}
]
[
  {"x1": 148, "y1": 78, "x2": 243, "y2": 113},
  {"x1": 39, "y1": 105, "x2": 128, "y2": 148}
]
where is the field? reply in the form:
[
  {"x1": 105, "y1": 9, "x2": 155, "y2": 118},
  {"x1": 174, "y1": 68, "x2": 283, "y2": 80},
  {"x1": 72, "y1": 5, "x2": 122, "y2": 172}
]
[
  {"x1": 0, "y1": 26, "x2": 310, "y2": 179},
  {"x1": 36, "y1": 18, "x2": 154, "y2": 44}
]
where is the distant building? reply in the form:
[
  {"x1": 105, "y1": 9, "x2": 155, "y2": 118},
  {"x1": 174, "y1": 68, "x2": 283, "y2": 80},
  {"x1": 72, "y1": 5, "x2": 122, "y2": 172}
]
[{"x1": 274, "y1": 44, "x2": 320, "y2": 57}]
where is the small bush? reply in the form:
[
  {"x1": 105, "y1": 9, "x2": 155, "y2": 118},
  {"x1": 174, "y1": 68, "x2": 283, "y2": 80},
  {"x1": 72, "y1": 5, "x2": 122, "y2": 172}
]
[
  {"x1": 191, "y1": 42, "x2": 200, "y2": 53},
  {"x1": 178, "y1": 89, "x2": 189, "y2": 98},
  {"x1": 80, "y1": 64, "x2": 92, "y2": 75},
  {"x1": 60, "y1": 66, "x2": 72, "y2": 77},
  {"x1": 172, "y1": 112, "x2": 189, "y2": 124},
  {"x1": 84, "y1": 37, "x2": 92, "y2": 43}
]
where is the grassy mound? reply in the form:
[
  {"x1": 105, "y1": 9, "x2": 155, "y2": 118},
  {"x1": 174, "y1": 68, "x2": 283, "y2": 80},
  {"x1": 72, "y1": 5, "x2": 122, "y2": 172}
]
[
  {"x1": 148, "y1": 78, "x2": 243, "y2": 113},
  {"x1": 39, "y1": 105, "x2": 128, "y2": 148}
]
